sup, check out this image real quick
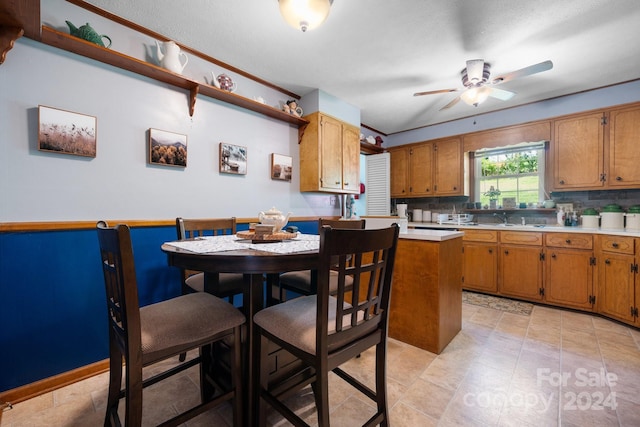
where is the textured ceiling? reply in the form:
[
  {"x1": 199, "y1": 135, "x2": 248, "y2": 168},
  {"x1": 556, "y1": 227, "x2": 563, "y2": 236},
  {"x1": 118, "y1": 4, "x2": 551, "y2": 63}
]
[{"x1": 86, "y1": 0, "x2": 640, "y2": 134}]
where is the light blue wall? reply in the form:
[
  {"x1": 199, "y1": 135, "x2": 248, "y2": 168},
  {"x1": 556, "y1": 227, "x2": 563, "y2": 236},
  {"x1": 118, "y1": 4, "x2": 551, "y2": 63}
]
[
  {"x1": 299, "y1": 89, "x2": 361, "y2": 127},
  {"x1": 387, "y1": 80, "x2": 640, "y2": 146},
  {"x1": 0, "y1": 38, "x2": 342, "y2": 222}
]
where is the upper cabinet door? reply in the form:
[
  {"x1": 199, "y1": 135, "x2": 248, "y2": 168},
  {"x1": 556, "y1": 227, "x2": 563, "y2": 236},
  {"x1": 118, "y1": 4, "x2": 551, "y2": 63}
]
[
  {"x1": 434, "y1": 137, "x2": 462, "y2": 195},
  {"x1": 341, "y1": 124, "x2": 361, "y2": 193},
  {"x1": 608, "y1": 105, "x2": 640, "y2": 188},
  {"x1": 389, "y1": 148, "x2": 409, "y2": 197},
  {"x1": 319, "y1": 115, "x2": 344, "y2": 191},
  {"x1": 409, "y1": 143, "x2": 433, "y2": 196},
  {"x1": 553, "y1": 112, "x2": 605, "y2": 190}
]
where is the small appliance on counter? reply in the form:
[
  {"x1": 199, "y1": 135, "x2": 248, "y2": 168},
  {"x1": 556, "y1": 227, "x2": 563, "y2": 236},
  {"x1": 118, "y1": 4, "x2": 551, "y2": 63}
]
[
  {"x1": 625, "y1": 205, "x2": 640, "y2": 230},
  {"x1": 581, "y1": 208, "x2": 600, "y2": 228},
  {"x1": 396, "y1": 204, "x2": 408, "y2": 219},
  {"x1": 600, "y1": 204, "x2": 624, "y2": 229}
]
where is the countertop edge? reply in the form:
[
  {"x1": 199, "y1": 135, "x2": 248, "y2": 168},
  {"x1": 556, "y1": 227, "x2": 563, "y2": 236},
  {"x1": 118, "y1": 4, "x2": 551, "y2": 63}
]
[
  {"x1": 408, "y1": 222, "x2": 640, "y2": 237},
  {"x1": 399, "y1": 229, "x2": 464, "y2": 241}
]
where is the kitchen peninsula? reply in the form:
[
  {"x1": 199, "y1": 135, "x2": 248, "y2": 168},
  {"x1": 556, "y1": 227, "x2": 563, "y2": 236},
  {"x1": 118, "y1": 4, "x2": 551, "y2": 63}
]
[{"x1": 389, "y1": 229, "x2": 464, "y2": 354}]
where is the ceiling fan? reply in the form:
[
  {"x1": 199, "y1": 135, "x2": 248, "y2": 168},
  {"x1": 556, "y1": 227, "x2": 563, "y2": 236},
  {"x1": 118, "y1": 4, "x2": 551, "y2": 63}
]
[{"x1": 414, "y1": 59, "x2": 553, "y2": 111}]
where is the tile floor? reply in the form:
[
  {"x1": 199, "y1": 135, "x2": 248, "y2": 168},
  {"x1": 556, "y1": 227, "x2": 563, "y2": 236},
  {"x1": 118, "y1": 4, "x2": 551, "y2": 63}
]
[{"x1": 2, "y1": 300, "x2": 640, "y2": 426}]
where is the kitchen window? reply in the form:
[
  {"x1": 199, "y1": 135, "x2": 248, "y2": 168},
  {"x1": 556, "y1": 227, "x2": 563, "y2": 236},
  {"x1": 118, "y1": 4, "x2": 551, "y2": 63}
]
[{"x1": 474, "y1": 142, "x2": 546, "y2": 207}]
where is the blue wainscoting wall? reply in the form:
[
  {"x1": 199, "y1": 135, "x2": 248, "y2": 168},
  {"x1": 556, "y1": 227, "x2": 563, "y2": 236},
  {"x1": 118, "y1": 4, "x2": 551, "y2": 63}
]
[{"x1": 0, "y1": 220, "x2": 317, "y2": 392}]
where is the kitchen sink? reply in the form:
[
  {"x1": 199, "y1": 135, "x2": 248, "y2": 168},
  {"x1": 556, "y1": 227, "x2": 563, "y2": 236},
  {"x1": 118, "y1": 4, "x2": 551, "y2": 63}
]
[{"x1": 474, "y1": 223, "x2": 544, "y2": 228}]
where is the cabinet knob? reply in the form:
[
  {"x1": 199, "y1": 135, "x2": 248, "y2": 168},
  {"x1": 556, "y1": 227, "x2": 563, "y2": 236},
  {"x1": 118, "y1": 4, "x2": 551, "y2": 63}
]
[
  {"x1": 565, "y1": 239, "x2": 571, "y2": 244},
  {"x1": 453, "y1": 186, "x2": 457, "y2": 190},
  {"x1": 616, "y1": 176, "x2": 623, "y2": 181},
  {"x1": 605, "y1": 259, "x2": 611, "y2": 265},
  {"x1": 344, "y1": 182, "x2": 349, "y2": 186},
  {"x1": 504, "y1": 250, "x2": 509, "y2": 255},
  {"x1": 488, "y1": 249, "x2": 493, "y2": 254},
  {"x1": 559, "y1": 180, "x2": 565, "y2": 185},
  {"x1": 612, "y1": 242, "x2": 619, "y2": 248},
  {"x1": 335, "y1": 181, "x2": 341, "y2": 185},
  {"x1": 551, "y1": 253, "x2": 557, "y2": 259}
]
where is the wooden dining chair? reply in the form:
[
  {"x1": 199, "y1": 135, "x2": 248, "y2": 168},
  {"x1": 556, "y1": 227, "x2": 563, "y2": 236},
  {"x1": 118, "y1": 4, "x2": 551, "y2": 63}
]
[
  {"x1": 176, "y1": 217, "x2": 245, "y2": 304},
  {"x1": 254, "y1": 224, "x2": 400, "y2": 427},
  {"x1": 97, "y1": 221, "x2": 245, "y2": 427},
  {"x1": 276, "y1": 218, "x2": 366, "y2": 301}
]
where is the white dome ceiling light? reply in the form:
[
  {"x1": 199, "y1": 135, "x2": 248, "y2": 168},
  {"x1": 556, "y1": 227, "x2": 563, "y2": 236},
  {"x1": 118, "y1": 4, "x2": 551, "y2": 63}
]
[{"x1": 278, "y1": 0, "x2": 333, "y2": 32}]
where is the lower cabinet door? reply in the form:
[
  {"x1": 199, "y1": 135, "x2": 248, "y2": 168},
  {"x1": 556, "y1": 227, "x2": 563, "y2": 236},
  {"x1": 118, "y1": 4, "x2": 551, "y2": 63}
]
[
  {"x1": 598, "y1": 253, "x2": 636, "y2": 323},
  {"x1": 545, "y1": 249, "x2": 594, "y2": 310},
  {"x1": 499, "y1": 245, "x2": 543, "y2": 301},
  {"x1": 463, "y1": 243, "x2": 498, "y2": 293}
]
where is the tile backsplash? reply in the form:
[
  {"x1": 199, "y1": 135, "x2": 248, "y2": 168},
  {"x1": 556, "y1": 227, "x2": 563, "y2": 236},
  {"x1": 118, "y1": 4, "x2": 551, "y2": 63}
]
[{"x1": 393, "y1": 189, "x2": 640, "y2": 225}]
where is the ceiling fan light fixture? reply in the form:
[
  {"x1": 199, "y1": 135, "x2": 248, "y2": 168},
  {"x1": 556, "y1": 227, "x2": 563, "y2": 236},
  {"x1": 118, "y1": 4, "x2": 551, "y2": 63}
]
[
  {"x1": 279, "y1": 0, "x2": 333, "y2": 32},
  {"x1": 460, "y1": 86, "x2": 490, "y2": 107},
  {"x1": 462, "y1": 59, "x2": 491, "y2": 87}
]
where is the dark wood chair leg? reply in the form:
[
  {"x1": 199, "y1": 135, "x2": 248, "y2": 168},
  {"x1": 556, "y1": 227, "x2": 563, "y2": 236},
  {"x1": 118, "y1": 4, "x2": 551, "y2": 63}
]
[
  {"x1": 104, "y1": 343, "x2": 122, "y2": 427},
  {"x1": 258, "y1": 334, "x2": 269, "y2": 427},
  {"x1": 124, "y1": 362, "x2": 143, "y2": 427},
  {"x1": 315, "y1": 371, "x2": 330, "y2": 427},
  {"x1": 231, "y1": 326, "x2": 243, "y2": 427},
  {"x1": 376, "y1": 341, "x2": 390, "y2": 427}
]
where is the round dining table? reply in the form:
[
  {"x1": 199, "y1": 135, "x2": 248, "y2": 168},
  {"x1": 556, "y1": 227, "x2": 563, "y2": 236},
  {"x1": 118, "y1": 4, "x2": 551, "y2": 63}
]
[{"x1": 161, "y1": 238, "x2": 319, "y2": 426}]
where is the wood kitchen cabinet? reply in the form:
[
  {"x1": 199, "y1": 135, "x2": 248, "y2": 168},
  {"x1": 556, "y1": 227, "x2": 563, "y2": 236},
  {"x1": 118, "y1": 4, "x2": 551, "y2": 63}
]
[
  {"x1": 597, "y1": 235, "x2": 638, "y2": 324},
  {"x1": 434, "y1": 137, "x2": 464, "y2": 196},
  {"x1": 462, "y1": 229, "x2": 498, "y2": 293},
  {"x1": 389, "y1": 137, "x2": 464, "y2": 198},
  {"x1": 552, "y1": 102, "x2": 640, "y2": 191},
  {"x1": 299, "y1": 112, "x2": 360, "y2": 194},
  {"x1": 499, "y1": 231, "x2": 544, "y2": 301},
  {"x1": 389, "y1": 143, "x2": 431, "y2": 197},
  {"x1": 553, "y1": 111, "x2": 605, "y2": 190},
  {"x1": 544, "y1": 233, "x2": 595, "y2": 311},
  {"x1": 389, "y1": 236, "x2": 462, "y2": 354},
  {"x1": 608, "y1": 105, "x2": 640, "y2": 188}
]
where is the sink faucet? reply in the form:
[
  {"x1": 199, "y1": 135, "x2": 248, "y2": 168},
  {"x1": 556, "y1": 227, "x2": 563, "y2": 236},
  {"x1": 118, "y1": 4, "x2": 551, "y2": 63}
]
[{"x1": 493, "y1": 212, "x2": 509, "y2": 225}]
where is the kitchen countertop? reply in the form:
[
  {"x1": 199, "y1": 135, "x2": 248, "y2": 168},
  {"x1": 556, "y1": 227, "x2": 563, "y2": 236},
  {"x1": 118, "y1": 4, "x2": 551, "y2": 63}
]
[
  {"x1": 399, "y1": 228, "x2": 463, "y2": 241},
  {"x1": 408, "y1": 222, "x2": 640, "y2": 237}
]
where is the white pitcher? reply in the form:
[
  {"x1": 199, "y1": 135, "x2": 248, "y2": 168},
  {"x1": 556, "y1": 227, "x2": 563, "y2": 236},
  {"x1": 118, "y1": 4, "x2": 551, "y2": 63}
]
[{"x1": 155, "y1": 40, "x2": 188, "y2": 74}]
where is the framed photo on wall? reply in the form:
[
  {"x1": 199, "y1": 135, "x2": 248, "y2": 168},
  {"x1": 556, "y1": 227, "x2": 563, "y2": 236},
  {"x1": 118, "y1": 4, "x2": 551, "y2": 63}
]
[
  {"x1": 271, "y1": 153, "x2": 292, "y2": 181},
  {"x1": 219, "y1": 142, "x2": 247, "y2": 175},
  {"x1": 149, "y1": 128, "x2": 187, "y2": 167},
  {"x1": 38, "y1": 105, "x2": 97, "y2": 158}
]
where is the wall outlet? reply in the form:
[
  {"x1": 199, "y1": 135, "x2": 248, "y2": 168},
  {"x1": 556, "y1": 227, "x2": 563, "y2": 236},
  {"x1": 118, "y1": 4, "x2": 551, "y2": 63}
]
[{"x1": 329, "y1": 196, "x2": 336, "y2": 206}]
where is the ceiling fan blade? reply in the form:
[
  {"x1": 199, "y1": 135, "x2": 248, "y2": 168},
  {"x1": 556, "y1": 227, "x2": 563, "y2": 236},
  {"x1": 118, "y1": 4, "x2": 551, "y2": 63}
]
[
  {"x1": 491, "y1": 60, "x2": 553, "y2": 85},
  {"x1": 486, "y1": 87, "x2": 516, "y2": 101},
  {"x1": 414, "y1": 88, "x2": 459, "y2": 97},
  {"x1": 439, "y1": 95, "x2": 461, "y2": 111}
]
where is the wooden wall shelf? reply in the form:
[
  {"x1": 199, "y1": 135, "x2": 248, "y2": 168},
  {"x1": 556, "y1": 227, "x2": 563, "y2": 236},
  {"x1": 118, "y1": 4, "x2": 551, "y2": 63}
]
[
  {"x1": 40, "y1": 26, "x2": 309, "y2": 126},
  {"x1": 360, "y1": 141, "x2": 385, "y2": 155}
]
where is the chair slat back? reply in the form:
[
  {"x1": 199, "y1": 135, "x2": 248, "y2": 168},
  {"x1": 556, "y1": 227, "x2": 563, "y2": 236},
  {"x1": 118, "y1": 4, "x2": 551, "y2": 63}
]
[
  {"x1": 96, "y1": 221, "x2": 141, "y2": 358},
  {"x1": 316, "y1": 225, "x2": 399, "y2": 354},
  {"x1": 318, "y1": 218, "x2": 366, "y2": 267},
  {"x1": 176, "y1": 217, "x2": 237, "y2": 239},
  {"x1": 176, "y1": 217, "x2": 238, "y2": 281}
]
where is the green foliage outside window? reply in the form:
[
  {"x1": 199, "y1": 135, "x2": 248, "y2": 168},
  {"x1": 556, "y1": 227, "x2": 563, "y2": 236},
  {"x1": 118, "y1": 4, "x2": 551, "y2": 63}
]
[
  {"x1": 480, "y1": 152, "x2": 538, "y2": 176},
  {"x1": 478, "y1": 151, "x2": 541, "y2": 206}
]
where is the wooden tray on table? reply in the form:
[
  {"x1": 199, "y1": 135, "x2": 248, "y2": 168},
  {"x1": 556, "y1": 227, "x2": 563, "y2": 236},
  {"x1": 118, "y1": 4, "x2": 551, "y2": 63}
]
[{"x1": 236, "y1": 230, "x2": 298, "y2": 244}]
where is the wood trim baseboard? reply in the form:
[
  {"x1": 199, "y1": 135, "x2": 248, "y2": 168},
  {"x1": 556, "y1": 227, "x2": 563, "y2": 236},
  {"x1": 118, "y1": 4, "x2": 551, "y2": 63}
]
[
  {"x1": 0, "y1": 217, "x2": 321, "y2": 233},
  {"x1": 0, "y1": 359, "x2": 109, "y2": 405}
]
